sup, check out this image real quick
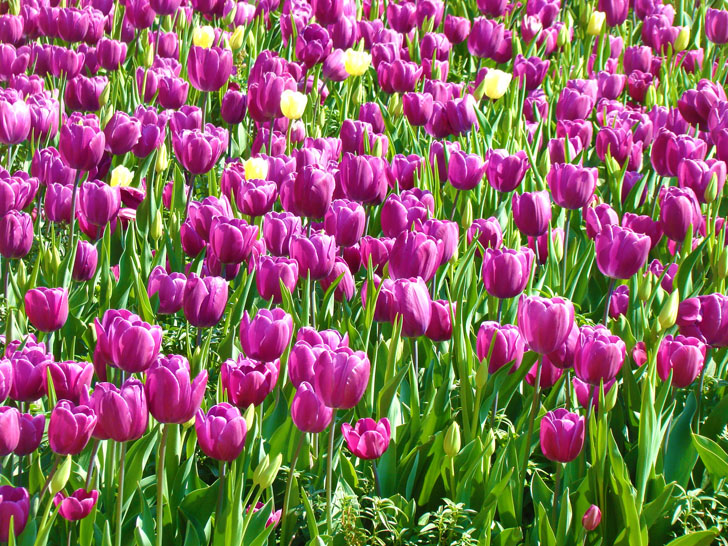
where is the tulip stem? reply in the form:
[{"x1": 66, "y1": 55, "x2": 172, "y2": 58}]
[
  {"x1": 373, "y1": 460, "x2": 382, "y2": 497},
  {"x1": 519, "y1": 356, "x2": 542, "y2": 520},
  {"x1": 39, "y1": 454, "x2": 62, "y2": 500},
  {"x1": 602, "y1": 279, "x2": 616, "y2": 326},
  {"x1": 68, "y1": 170, "x2": 81, "y2": 257},
  {"x1": 326, "y1": 409, "x2": 337, "y2": 536},
  {"x1": 267, "y1": 121, "x2": 275, "y2": 155},
  {"x1": 85, "y1": 439, "x2": 100, "y2": 489},
  {"x1": 241, "y1": 488, "x2": 262, "y2": 539},
  {"x1": 281, "y1": 433, "x2": 304, "y2": 542},
  {"x1": 115, "y1": 442, "x2": 127, "y2": 546},
  {"x1": 552, "y1": 463, "x2": 563, "y2": 528},
  {"x1": 156, "y1": 425, "x2": 169, "y2": 546},
  {"x1": 695, "y1": 350, "x2": 710, "y2": 434},
  {"x1": 184, "y1": 173, "x2": 195, "y2": 219},
  {"x1": 450, "y1": 190, "x2": 460, "y2": 221},
  {"x1": 562, "y1": 211, "x2": 571, "y2": 295},
  {"x1": 215, "y1": 461, "x2": 226, "y2": 532}
]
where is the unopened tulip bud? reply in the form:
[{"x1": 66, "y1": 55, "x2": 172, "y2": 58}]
[
  {"x1": 99, "y1": 83, "x2": 110, "y2": 107},
  {"x1": 280, "y1": 90, "x2": 307, "y2": 120},
  {"x1": 645, "y1": 85, "x2": 657, "y2": 109},
  {"x1": 50, "y1": 455, "x2": 72, "y2": 496},
  {"x1": 582, "y1": 505, "x2": 601, "y2": 531},
  {"x1": 638, "y1": 273, "x2": 654, "y2": 301},
  {"x1": 538, "y1": 152, "x2": 551, "y2": 178},
  {"x1": 612, "y1": 315, "x2": 636, "y2": 349},
  {"x1": 461, "y1": 199, "x2": 473, "y2": 228},
  {"x1": 243, "y1": 404, "x2": 255, "y2": 432},
  {"x1": 443, "y1": 422, "x2": 461, "y2": 457},
  {"x1": 605, "y1": 380, "x2": 619, "y2": 411},
  {"x1": 102, "y1": 106, "x2": 115, "y2": 128},
  {"x1": 110, "y1": 165, "x2": 133, "y2": 187},
  {"x1": 143, "y1": 42, "x2": 154, "y2": 68},
  {"x1": 388, "y1": 93, "x2": 402, "y2": 117},
  {"x1": 253, "y1": 453, "x2": 282, "y2": 489},
  {"x1": 223, "y1": 3, "x2": 237, "y2": 25},
  {"x1": 557, "y1": 24, "x2": 570, "y2": 47},
  {"x1": 587, "y1": 11, "x2": 605, "y2": 36},
  {"x1": 230, "y1": 27, "x2": 244, "y2": 51},
  {"x1": 475, "y1": 360, "x2": 488, "y2": 389},
  {"x1": 704, "y1": 174, "x2": 719, "y2": 203},
  {"x1": 658, "y1": 289, "x2": 680, "y2": 330},
  {"x1": 719, "y1": 248, "x2": 728, "y2": 279},
  {"x1": 151, "y1": 210, "x2": 163, "y2": 241},
  {"x1": 155, "y1": 143, "x2": 169, "y2": 173},
  {"x1": 550, "y1": 231, "x2": 564, "y2": 262},
  {"x1": 674, "y1": 27, "x2": 689, "y2": 52},
  {"x1": 193, "y1": 26, "x2": 215, "y2": 48}
]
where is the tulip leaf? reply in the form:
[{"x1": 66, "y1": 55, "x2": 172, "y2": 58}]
[
  {"x1": 692, "y1": 434, "x2": 728, "y2": 482},
  {"x1": 123, "y1": 431, "x2": 159, "y2": 514},
  {"x1": 536, "y1": 503, "x2": 557, "y2": 546},
  {"x1": 664, "y1": 528, "x2": 720, "y2": 546},
  {"x1": 179, "y1": 483, "x2": 218, "y2": 544},
  {"x1": 664, "y1": 394, "x2": 698, "y2": 487}
]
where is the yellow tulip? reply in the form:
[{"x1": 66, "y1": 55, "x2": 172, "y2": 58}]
[
  {"x1": 110, "y1": 165, "x2": 134, "y2": 187},
  {"x1": 482, "y1": 69, "x2": 512, "y2": 100},
  {"x1": 230, "y1": 25, "x2": 245, "y2": 50},
  {"x1": 587, "y1": 11, "x2": 606, "y2": 36},
  {"x1": 244, "y1": 157, "x2": 269, "y2": 180},
  {"x1": 344, "y1": 49, "x2": 371, "y2": 76},
  {"x1": 192, "y1": 25, "x2": 215, "y2": 48},
  {"x1": 280, "y1": 90, "x2": 308, "y2": 120},
  {"x1": 674, "y1": 27, "x2": 689, "y2": 52}
]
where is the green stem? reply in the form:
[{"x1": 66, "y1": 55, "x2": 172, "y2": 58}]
[
  {"x1": 281, "y1": 433, "x2": 304, "y2": 542},
  {"x1": 156, "y1": 425, "x2": 169, "y2": 546},
  {"x1": 68, "y1": 170, "x2": 81, "y2": 256},
  {"x1": 603, "y1": 278, "x2": 616, "y2": 326},
  {"x1": 115, "y1": 442, "x2": 127, "y2": 546},
  {"x1": 695, "y1": 349, "x2": 710, "y2": 435},
  {"x1": 39, "y1": 454, "x2": 61, "y2": 500},
  {"x1": 562, "y1": 211, "x2": 571, "y2": 294},
  {"x1": 552, "y1": 463, "x2": 563, "y2": 528},
  {"x1": 519, "y1": 356, "x2": 542, "y2": 519},
  {"x1": 326, "y1": 409, "x2": 337, "y2": 535},
  {"x1": 241, "y1": 489, "x2": 262, "y2": 539},
  {"x1": 85, "y1": 439, "x2": 100, "y2": 489}
]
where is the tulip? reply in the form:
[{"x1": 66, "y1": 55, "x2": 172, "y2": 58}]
[
  {"x1": 341, "y1": 418, "x2": 391, "y2": 459},
  {"x1": 344, "y1": 48, "x2": 371, "y2": 76},
  {"x1": 677, "y1": 159, "x2": 726, "y2": 204},
  {"x1": 255, "y1": 255, "x2": 299, "y2": 303},
  {"x1": 195, "y1": 403, "x2": 247, "y2": 462},
  {"x1": 595, "y1": 225, "x2": 651, "y2": 279},
  {"x1": 90, "y1": 378, "x2": 147, "y2": 442},
  {"x1": 0, "y1": 486, "x2": 30, "y2": 542},
  {"x1": 677, "y1": 294, "x2": 728, "y2": 348},
  {"x1": 0, "y1": 360, "x2": 11, "y2": 402},
  {"x1": 314, "y1": 348, "x2": 370, "y2": 409},
  {"x1": 547, "y1": 164, "x2": 598, "y2": 210},
  {"x1": 147, "y1": 267, "x2": 186, "y2": 314},
  {"x1": 235, "y1": 179, "x2": 277, "y2": 217},
  {"x1": 13, "y1": 413, "x2": 45, "y2": 456},
  {"x1": 296, "y1": 327, "x2": 349, "y2": 349},
  {"x1": 291, "y1": 381, "x2": 333, "y2": 433},
  {"x1": 582, "y1": 505, "x2": 602, "y2": 531},
  {"x1": 444, "y1": 15, "x2": 471, "y2": 43},
  {"x1": 340, "y1": 153, "x2": 389, "y2": 205},
  {"x1": 288, "y1": 342, "x2": 328, "y2": 388},
  {"x1": 221, "y1": 89, "x2": 247, "y2": 125},
  {"x1": 539, "y1": 409, "x2": 585, "y2": 463},
  {"x1": 448, "y1": 150, "x2": 486, "y2": 191},
  {"x1": 188, "y1": 46, "x2": 233, "y2": 92},
  {"x1": 390, "y1": 277, "x2": 433, "y2": 338},
  {"x1": 321, "y1": 258, "x2": 355, "y2": 301},
  {"x1": 192, "y1": 26, "x2": 215, "y2": 48},
  {"x1": 621, "y1": 213, "x2": 663, "y2": 250},
  {"x1": 48, "y1": 400, "x2": 97, "y2": 455},
  {"x1": 609, "y1": 284, "x2": 629, "y2": 319},
  {"x1": 209, "y1": 217, "x2": 259, "y2": 265},
  {"x1": 0, "y1": 94, "x2": 31, "y2": 146},
  {"x1": 657, "y1": 335, "x2": 707, "y2": 388},
  {"x1": 389, "y1": 231, "x2": 442, "y2": 282},
  {"x1": 658, "y1": 186, "x2": 702, "y2": 243},
  {"x1": 280, "y1": 90, "x2": 307, "y2": 120},
  {"x1": 54, "y1": 489, "x2": 99, "y2": 522},
  {"x1": 426, "y1": 300, "x2": 454, "y2": 342},
  {"x1": 59, "y1": 113, "x2": 105, "y2": 172},
  {"x1": 49, "y1": 360, "x2": 93, "y2": 405},
  {"x1": 402, "y1": 92, "x2": 434, "y2": 127},
  {"x1": 283, "y1": 166, "x2": 335, "y2": 218},
  {"x1": 518, "y1": 295, "x2": 575, "y2": 354},
  {"x1": 481, "y1": 69, "x2": 512, "y2": 100},
  {"x1": 0, "y1": 407, "x2": 20, "y2": 456},
  {"x1": 0, "y1": 210, "x2": 33, "y2": 259},
  {"x1": 651, "y1": 129, "x2": 707, "y2": 178},
  {"x1": 573, "y1": 325, "x2": 626, "y2": 385},
  {"x1": 145, "y1": 355, "x2": 207, "y2": 423},
  {"x1": 526, "y1": 356, "x2": 564, "y2": 388},
  {"x1": 482, "y1": 247, "x2": 534, "y2": 299},
  {"x1": 9, "y1": 348, "x2": 51, "y2": 402},
  {"x1": 467, "y1": 217, "x2": 503, "y2": 250},
  {"x1": 79, "y1": 179, "x2": 121, "y2": 227},
  {"x1": 290, "y1": 231, "x2": 337, "y2": 281},
  {"x1": 324, "y1": 199, "x2": 366, "y2": 247},
  {"x1": 183, "y1": 274, "x2": 228, "y2": 328},
  {"x1": 512, "y1": 191, "x2": 552, "y2": 237},
  {"x1": 476, "y1": 322, "x2": 525, "y2": 373},
  {"x1": 380, "y1": 193, "x2": 429, "y2": 238},
  {"x1": 172, "y1": 125, "x2": 228, "y2": 175},
  {"x1": 262, "y1": 211, "x2": 302, "y2": 256},
  {"x1": 222, "y1": 356, "x2": 279, "y2": 408},
  {"x1": 239, "y1": 308, "x2": 293, "y2": 363},
  {"x1": 584, "y1": 203, "x2": 619, "y2": 239},
  {"x1": 102, "y1": 312, "x2": 163, "y2": 374},
  {"x1": 706, "y1": 9, "x2": 728, "y2": 44},
  {"x1": 24, "y1": 287, "x2": 69, "y2": 333}
]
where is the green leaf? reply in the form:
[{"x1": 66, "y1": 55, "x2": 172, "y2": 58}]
[
  {"x1": 536, "y1": 503, "x2": 557, "y2": 546},
  {"x1": 692, "y1": 434, "x2": 728, "y2": 481},
  {"x1": 664, "y1": 528, "x2": 720, "y2": 546},
  {"x1": 179, "y1": 483, "x2": 218, "y2": 544}
]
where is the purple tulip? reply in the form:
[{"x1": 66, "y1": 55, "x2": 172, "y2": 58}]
[
  {"x1": 78, "y1": 179, "x2": 120, "y2": 227},
  {"x1": 255, "y1": 255, "x2": 299, "y2": 303},
  {"x1": 518, "y1": 295, "x2": 575, "y2": 354},
  {"x1": 539, "y1": 409, "x2": 585, "y2": 463},
  {"x1": 476, "y1": 322, "x2": 525, "y2": 373},
  {"x1": 547, "y1": 164, "x2": 598, "y2": 210},
  {"x1": 147, "y1": 267, "x2": 186, "y2": 314},
  {"x1": 13, "y1": 413, "x2": 45, "y2": 456},
  {"x1": 291, "y1": 381, "x2": 333, "y2": 433},
  {"x1": 54, "y1": 490, "x2": 99, "y2": 522},
  {"x1": 290, "y1": 231, "x2": 337, "y2": 281},
  {"x1": 339, "y1": 153, "x2": 390, "y2": 205},
  {"x1": 677, "y1": 294, "x2": 728, "y2": 348},
  {"x1": 222, "y1": 356, "x2": 279, "y2": 409},
  {"x1": 9, "y1": 348, "x2": 51, "y2": 402},
  {"x1": 390, "y1": 277, "x2": 432, "y2": 338},
  {"x1": 388, "y1": 231, "x2": 442, "y2": 282},
  {"x1": 49, "y1": 360, "x2": 93, "y2": 405},
  {"x1": 651, "y1": 129, "x2": 707, "y2": 178},
  {"x1": 595, "y1": 225, "x2": 651, "y2": 279},
  {"x1": 0, "y1": 359, "x2": 11, "y2": 402},
  {"x1": 657, "y1": 335, "x2": 707, "y2": 388},
  {"x1": 48, "y1": 400, "x2": 97, "y2": 455},
  {"x1": 402, "y1": 92, "x2": 434, "y2": 127},
  {"x1": 512, "y1": 190, "x2": 552, "y2": 237},
  {"x1": 706, "y1": 8, "x2": 728, "y2": 44},
  {"x1": 24, "y1": 287, "x2": 69, "y2": 333},
  {"x1": 103, "y1": 111, "x2": 141, "y2": 156},
  {"x1": 448, "y1": 150, "x2": 486, "y2": 191},
  {"x1": 425, "y1": 300, "x2": 454, "y2": 342},
  {"x1": 282, "y1": 166, "x2": 335, "y2": 219},
  {"x1": 59, "y1": 112, "x2": 105, "y2": 172},
  {"x1": 195, "y1": 403, "x2": 247, "y2": 462},
  {"x1": 609, "y1": 284, "x2": 629, "y2": 319},
  {"x1": 239, "y1": 308, "x2": 293, "y2": 363},
  {"x1": 183, "y1": 274, "x2": 228, "y2": 328},
  {"x1": 380, "y1": 193, "x2": 429, "y2": 238},
  {"x1": 172, "y1": 124, "x2": 228, "y2": 175},
  {"x1": 102, "y1": 311, "x2": 162, "y2": 374},
  {"x1": 314, "y1": 347, "x2": 370, "y2": 409},
  {"x1": 0, "y1": 486, "x2": 29, "y2": 542},
  {"x1": 573, "y1": 325, "x2": 626, "y2": 386},
  {"x1": 482, "y1": 247, "x2": 534, "y2": 299},
  {"x1": 323, "y1": 199, "x2": 366, "y2": 247},
  {"x1": 513, "y1": 55, "x2": 549, "y2": 91},
  {"x1": 659, "y1": 186, "x2": 702, "y2": 242},
  {"x1": 145, "y1": 355, "x2": 207, "y2": 424},
  {"x1": 467, "y1": 217, "x2": 503, "y2": 251},
  {"x1": 584, "y1": 203, "x2": 619, "y2": 239},
  {"x1": 0, "y1": 92, "x2": 31, "y2": 146},
  {"x1": 0, "y1": 407, "x2": 20, "y2": 456},
  {"x1": 90, "y1": 378, "x2": 147, "y2": 442},
  {"x1": 677, "y1": 158, "x2": 726, "y2": 204},
  {"x1": 187, "y1": 46, "x2": 233, "y2": 92},
  {"x1": 342, "y1": 417, "x2": 391, "y2": 459},
  {"x1": 621, "y1": 213, "x2": 663, "y2": 250}
]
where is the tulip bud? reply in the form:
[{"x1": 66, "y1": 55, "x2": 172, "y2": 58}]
[
  {"x1": 193, "y1": 26, "x2": 215, "y2": 48},
  {"x1": 155, "y1": 143, "x2": 169, "y2": 173},
  {"x1": 280, "y1": 90, "x2": 307, "y2": 120},
  {"x1": 99, "y1": 83, "x2": 110, "y2": 107},
  {"x1": 151, "y1": 210, "x2": 163, "y2": 241},
  {"x1": 638, "y1": 272, "x2": 654, "y2": 302},
  {"x1": 243, "y1": 404, "x2": 255, "y2": 432},
  {"x1": 475, "y1": 361, "x2": 488, "y2": 389},
  {"x1": 50, "y1": 455, "x2": 72, "y2": 496},
  {"x1": 44, "y1": 245, "x2": 61, "y2": 277},
  {"x1": 674, "y1": 27, "x2": 689, "y2": 52},
  {"x1": 658, "y1": 289, "x2": 680, "y2": 330},
  {"x1": 704, "y1": 173, "x2": 719, "y2": 203},
  {"x1": 143, "y1": 41, "x2": 154, "y2": 68},
  {"x1": 582, "y1": 505, "x2": 602, "y2": 531},
  {"x1": 443, "y1": 422, "x2": 461, "y2": 457},
  {"x1": 230, "y1": 26, "x2": 245, "y2": 51},
  {"x1": 587, "y1": 11, "x2": 605, "y2": 36},
  {"x1": 612, "y1": 315, "x2": 636, "y2": 350},
  {"x1": 718, "y1": 248, "x2": 728, "y2": 279},
  {"x1": 550, "y1": 230, "x2": 564, "y2": 262},
  {"x1": 461, "y1": 199, "x2": 473, "y2": 229},
  {"x1": 645, "y1": 85, "x2": 657, "y2": 109},
  {"x1": 222, "y1": 3, "x2": 237, "y2": 25},
  {"x1": 102, "y1": 106, "x2": 115, "y2": 128},
  {"x1": 110, "y1": 165, "x2": 133, "y2": 187},
  {"x1": 557, "y1": 24, "x2": 570, "y2": 47},
  {"x1": 253, "y1": 453, "x2": 282, "y2": 489},
  {"x1": 605, "y1": 380, "x2": 619, "y2": 411},
  {"x1": 388, "y1": 93, "x2": 402, "y2": 117}
]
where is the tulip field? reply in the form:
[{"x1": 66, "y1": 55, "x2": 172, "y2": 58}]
[{"x1": 4, "y1": 0, "x2": 728, "y2": 544}]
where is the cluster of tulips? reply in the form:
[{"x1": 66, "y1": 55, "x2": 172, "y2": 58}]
[{"x1": 1, "y1": 0, "x2": 728, "y2": 542}]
